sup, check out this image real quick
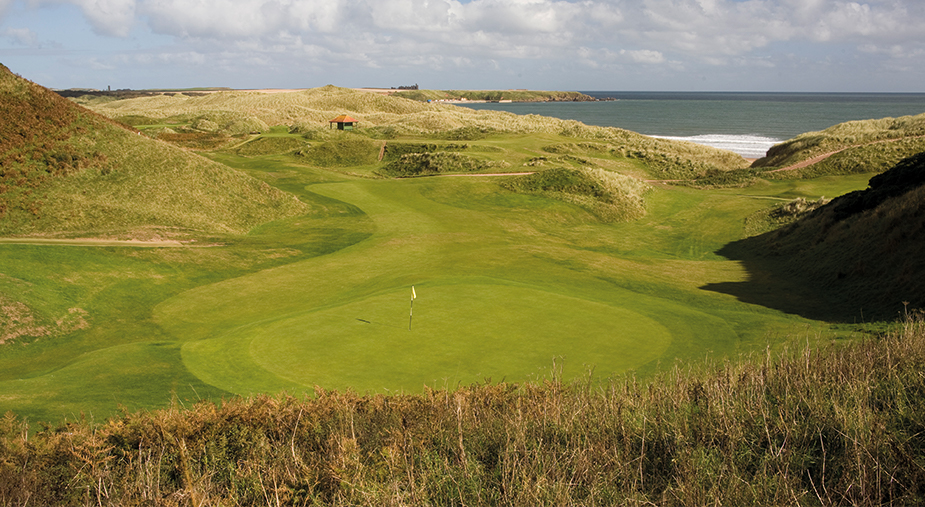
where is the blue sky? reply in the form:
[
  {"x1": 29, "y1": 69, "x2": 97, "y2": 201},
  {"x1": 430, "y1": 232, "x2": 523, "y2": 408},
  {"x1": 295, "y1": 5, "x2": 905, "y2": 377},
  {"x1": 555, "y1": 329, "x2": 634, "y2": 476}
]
[{"x1": 1, "y1": 0, "x2": 923, "y2": 92}]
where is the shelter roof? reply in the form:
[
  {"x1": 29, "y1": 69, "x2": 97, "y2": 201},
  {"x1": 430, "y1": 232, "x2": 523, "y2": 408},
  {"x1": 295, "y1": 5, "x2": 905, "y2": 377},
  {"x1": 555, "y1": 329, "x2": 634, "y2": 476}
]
[{"x1": 329, "y1": 115, "x2": 357, "y2": 123}]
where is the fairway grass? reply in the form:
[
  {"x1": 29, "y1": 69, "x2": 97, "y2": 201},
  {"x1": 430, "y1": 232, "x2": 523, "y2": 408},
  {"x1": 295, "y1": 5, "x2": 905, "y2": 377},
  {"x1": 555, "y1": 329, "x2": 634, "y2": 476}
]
[
  {"x1": 2, "y1": 141, "x2": 876, "y2": 421},
  {"x1": 184, "y1": 283, "x2": 674, "y2": 394},
  {"x1": 157, "y1": 173, "x2": 853, "y2": 399}
]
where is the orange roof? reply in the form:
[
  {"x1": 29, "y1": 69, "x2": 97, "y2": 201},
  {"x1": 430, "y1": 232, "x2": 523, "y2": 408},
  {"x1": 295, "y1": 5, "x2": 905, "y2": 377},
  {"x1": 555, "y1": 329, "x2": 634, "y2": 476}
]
[{"x1": 329, "y1": 115, "x2": 357, "y2": 123}]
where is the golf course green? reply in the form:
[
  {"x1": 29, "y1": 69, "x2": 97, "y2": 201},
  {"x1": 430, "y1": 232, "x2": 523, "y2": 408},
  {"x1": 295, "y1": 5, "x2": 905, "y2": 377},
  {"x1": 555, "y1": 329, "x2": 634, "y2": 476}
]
[
  {"x1": 152, "y1": 170, "x2": 861, "y2": 397},
  {"x1": 0, "y1": 144, "x2": 873, "y2": 421},
  {"x1": 1, "y1": 72, "x2": 891, "y2": 421}
]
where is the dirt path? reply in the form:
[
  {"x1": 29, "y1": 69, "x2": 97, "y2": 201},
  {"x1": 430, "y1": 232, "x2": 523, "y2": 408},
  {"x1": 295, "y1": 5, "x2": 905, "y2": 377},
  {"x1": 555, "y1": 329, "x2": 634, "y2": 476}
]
[
  {"x1": 770, "y1": 149, "x2": 846, "y2": 172},
  {"x1": 770, "y1": 134, "x2": 925, "y2": 173}
]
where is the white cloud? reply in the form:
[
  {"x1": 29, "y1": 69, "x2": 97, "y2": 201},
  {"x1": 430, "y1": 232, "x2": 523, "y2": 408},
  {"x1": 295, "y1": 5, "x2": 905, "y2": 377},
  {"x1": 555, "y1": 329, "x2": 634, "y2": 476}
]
[
  {"x1": 621, "y1": 49, "x2": 665, "y2": 64},
  {"x1": 29, "y1": 0, "x2": 136, "y2": 36},
  {"x1": 22, "y1": 0, "x2": 925, "y2": 60},
  {"x1": 2, "y1": 26, "x2": 39, "y2": 46},
  {"x1": 6, "y1": 0, "x2": 925, "y2": 90}
]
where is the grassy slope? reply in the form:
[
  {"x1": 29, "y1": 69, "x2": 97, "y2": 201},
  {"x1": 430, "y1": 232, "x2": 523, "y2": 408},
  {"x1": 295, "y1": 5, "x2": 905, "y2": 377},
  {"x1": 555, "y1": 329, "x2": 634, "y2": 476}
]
[
  {"x1": 0, "y1": 72, "x2": 891, "y2": 425},
  {"x1": 754, "y1": 112, "x2": 925, "y2": 171},
  {"x1": 716, "y1": 152, "x2": 925, "y2": 321},
  {"x1": 82, "y1": 85, "x2": 749, "y2": 178},
  {"x1": 0, "y1": 63, "x2": 308, "y2": 237}
]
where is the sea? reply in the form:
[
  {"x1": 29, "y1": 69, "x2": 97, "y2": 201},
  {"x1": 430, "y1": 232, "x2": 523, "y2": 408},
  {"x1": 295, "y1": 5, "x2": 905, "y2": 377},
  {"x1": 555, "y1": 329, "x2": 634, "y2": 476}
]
[{"x1": 456, "y1": 92, "x2": 925, "y2": 159}]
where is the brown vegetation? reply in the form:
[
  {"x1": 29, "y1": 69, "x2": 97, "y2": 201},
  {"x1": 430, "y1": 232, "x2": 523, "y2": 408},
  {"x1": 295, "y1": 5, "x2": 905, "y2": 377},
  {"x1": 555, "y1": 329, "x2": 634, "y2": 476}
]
[
  {"x1": 1, "y1": 313, "x2": 923, "y2": 506},
  {"x1": 0, "y1": 64, "x2": 126, "y2": 219}
]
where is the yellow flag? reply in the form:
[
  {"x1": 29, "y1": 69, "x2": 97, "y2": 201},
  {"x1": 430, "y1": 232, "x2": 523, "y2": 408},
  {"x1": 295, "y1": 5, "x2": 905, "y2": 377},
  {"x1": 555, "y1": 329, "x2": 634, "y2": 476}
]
[{"x1": 411, "y1": 286, "x2": 416, "y2": 300}]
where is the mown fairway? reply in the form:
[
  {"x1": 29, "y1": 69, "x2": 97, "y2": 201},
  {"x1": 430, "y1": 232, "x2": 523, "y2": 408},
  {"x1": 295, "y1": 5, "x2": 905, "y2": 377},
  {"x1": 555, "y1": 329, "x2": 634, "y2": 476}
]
[
  {"x1": 0, "y1": 134, "x2": 874, "y2": 421},
  {"x1": 158, "y1": 155, "x2": 871, "y2": 396}
]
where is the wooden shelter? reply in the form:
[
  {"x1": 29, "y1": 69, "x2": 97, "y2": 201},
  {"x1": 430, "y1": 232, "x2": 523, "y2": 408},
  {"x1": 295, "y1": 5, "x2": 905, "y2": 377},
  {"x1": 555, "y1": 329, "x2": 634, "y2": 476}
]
[{"x1": 329, "y1": 115, "x2": 358, "y2": 130}]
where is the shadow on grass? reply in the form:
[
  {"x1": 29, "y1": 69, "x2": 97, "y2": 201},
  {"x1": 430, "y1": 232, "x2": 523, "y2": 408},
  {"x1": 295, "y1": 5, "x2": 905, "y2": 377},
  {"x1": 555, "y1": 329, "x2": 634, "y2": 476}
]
[
  {"x1": 701, "y1": 240, "x2": 863, "y2": 323},
  {"x1": 705, "y1": 153, "x2": 925, "y2": 324}
]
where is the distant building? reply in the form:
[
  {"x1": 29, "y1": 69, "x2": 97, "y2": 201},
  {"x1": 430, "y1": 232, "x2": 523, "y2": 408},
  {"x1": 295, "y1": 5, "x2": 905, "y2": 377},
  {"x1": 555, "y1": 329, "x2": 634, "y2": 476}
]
[{"x1": 329, "y1": 115, "x2": 358, "y2": 130}]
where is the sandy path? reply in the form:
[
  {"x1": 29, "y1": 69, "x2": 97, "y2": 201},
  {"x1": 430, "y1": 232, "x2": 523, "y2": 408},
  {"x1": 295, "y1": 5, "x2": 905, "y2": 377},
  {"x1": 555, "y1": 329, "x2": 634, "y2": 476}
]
[
  {"x1": 0, "y1": 238, "x2": 187, "y2": 247},
  {"x1": 771, "y1": 135, "x2": 925, "y2": 173}
]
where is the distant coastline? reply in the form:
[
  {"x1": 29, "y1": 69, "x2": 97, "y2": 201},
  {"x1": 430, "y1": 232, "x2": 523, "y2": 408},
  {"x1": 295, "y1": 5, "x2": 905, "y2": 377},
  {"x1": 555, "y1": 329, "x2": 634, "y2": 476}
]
[{"x1": 458, "y1": 92, "x2": 925, "y2": 158}]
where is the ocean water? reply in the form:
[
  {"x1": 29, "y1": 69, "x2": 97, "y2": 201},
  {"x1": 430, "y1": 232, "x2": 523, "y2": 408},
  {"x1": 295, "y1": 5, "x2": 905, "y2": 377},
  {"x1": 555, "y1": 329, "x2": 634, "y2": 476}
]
[{"x1": 456, "y1": 92, "x2": 925, "y2": 159}]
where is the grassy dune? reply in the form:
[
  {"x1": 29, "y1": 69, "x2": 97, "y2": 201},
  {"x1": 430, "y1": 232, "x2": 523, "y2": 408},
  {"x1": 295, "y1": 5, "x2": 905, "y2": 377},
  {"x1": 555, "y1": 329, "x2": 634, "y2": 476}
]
[
  {"x1": 81, "y1": 85, "x2": 750, "y2": 179},
  {"x1": 0, "y1": 64, "x2": 308, "y2": 238},
  {"x1": 755, "y1": 112, "x2": 925, "y2": 170},
  {"x1": 719, "y1": 152, "x2": 925, "y2": 321}
]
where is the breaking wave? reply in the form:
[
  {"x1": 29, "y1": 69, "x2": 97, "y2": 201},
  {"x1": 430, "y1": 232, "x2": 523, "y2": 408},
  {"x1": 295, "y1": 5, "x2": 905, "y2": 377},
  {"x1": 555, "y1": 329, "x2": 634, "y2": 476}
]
[{"x1": 652, "y1": 134, "x2": 781, "y2": 159}]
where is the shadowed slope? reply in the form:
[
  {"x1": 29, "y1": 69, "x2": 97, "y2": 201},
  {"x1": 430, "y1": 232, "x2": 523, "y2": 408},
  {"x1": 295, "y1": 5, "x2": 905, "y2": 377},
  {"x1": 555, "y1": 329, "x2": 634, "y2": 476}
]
[{"x1": 706, "y1": 152, "x2": 925, "y2": 321}]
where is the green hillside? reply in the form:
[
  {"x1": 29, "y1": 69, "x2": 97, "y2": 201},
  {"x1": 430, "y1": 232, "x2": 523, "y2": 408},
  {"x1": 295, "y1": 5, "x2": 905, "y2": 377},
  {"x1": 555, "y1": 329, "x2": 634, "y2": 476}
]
[
  {"x1": 3, "y1": 64, "x2": 912, "y2": 430},
  {"x1": 754, "y1": 112, "x2": 925, "y2": 174},
  {"x1": 0, "y1": 64, "x2": 308, "y2": 238},
  {"x1": 715, "y1": 152, "x2": 925, "y2": 321},
  {"x1": 79, "y1": 85, "x2": 750, "y2": 179}
]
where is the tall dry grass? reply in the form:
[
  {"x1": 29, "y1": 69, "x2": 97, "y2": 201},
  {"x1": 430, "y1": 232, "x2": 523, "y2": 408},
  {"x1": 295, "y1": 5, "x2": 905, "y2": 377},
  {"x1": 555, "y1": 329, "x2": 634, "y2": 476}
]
[{"x1": 3, "y1": 313, "x2": 923, "y2": 506}]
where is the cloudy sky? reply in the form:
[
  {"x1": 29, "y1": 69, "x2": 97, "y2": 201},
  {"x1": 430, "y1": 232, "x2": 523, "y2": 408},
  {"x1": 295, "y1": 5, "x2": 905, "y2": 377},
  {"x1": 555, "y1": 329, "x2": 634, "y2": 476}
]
[{"x1": 1, "y1": 0, "x2": 923, "y2": 92}]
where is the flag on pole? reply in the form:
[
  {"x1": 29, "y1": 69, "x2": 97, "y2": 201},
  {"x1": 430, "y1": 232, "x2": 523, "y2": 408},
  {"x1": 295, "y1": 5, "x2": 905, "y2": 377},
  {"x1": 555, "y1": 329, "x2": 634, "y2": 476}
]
[{"x1": 409, "y1": 286, "x2": 416, "y2": 330}]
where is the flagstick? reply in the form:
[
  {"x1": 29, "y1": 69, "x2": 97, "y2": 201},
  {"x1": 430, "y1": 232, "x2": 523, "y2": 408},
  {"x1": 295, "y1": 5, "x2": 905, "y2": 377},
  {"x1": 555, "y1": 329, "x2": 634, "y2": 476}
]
[{"x1": 409, "y1": 285, "x2": 416, "y2": 331}]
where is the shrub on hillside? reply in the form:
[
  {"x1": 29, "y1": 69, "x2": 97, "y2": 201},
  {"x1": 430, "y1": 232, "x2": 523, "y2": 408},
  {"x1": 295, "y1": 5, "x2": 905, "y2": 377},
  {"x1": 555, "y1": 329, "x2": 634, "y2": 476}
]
[
  {"x1": 501, "y1": 167, "x2": 649, "y2": 222},
  {"x1": 295, "y1": 139, "x2": 381, "y2": 167},
  {"x1": 381, "y1": 143, "x2": 469, "y2": 161},
  {"x1": 377, "y1": 152, "x2": 501, "y2": 177}
]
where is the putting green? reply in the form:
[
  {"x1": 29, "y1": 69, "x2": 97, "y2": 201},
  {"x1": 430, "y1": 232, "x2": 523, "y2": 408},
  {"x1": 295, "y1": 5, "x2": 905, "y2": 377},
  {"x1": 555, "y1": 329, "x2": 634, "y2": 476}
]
[{"x1": 182, "y1": 283, "x2": 672, "y2": 394}]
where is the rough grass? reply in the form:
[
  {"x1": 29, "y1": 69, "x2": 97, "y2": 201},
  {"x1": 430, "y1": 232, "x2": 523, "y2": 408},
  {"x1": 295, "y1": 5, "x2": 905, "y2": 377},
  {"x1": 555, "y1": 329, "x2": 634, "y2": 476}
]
[
  {"x1": 234, "y1": 136, "x2": 309, "y2": 157},
  {"x1": 0, "y1": 64, "x2": 309, "y2": 238},
  {"x1": 501, "y1": 167, "x2": 650, "y2": 222},
  {"x1": 743, "y1": 197, "x2": 830, "y2": 236},
  {"x1": 754, "y1": 112, "x2": 925, "y2": 169},
  {"x1": 1, "y1": 312, "x2": 922, "y2": 506},
  {"x1": 377, "y1": 152, "x2": 507, "y2": 177},
  {"x1": 294, "y1": 139, "x2": 382, "y2": 168},
  {"x1": 380, "y1": 142, "x2": 469, "y2": 161},
  {"x1": 721, "y1": 152, "x2": 925, "y2": 320},
  {"x1": 766, "y1": 136, "x2": 925, "y2": 179},
  {"x1": 83, "y1": 85, "x2": 750, "y2": 180},
  {"x1": 541, "y1": 139, "x2": 749, "y2": 180}
]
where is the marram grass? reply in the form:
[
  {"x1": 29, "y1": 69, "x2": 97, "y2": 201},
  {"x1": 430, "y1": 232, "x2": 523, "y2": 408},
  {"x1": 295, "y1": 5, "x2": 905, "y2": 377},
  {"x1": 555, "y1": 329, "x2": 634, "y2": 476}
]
[
  {"x1": 501, "y1": 167, "x2": 650, "y2": 222},
  {"x1": 2, "y1": 312, "x2": 923, "y2": 506},
  {"x1": 82, "y1": 85, "x2": 750, "y2": 179},
  {"x1": 0, "y1": 64, "x2": 309, "y2": 238},
  {"x1": 755, "y1": 112, "x2": 925, "y2": 170}
]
